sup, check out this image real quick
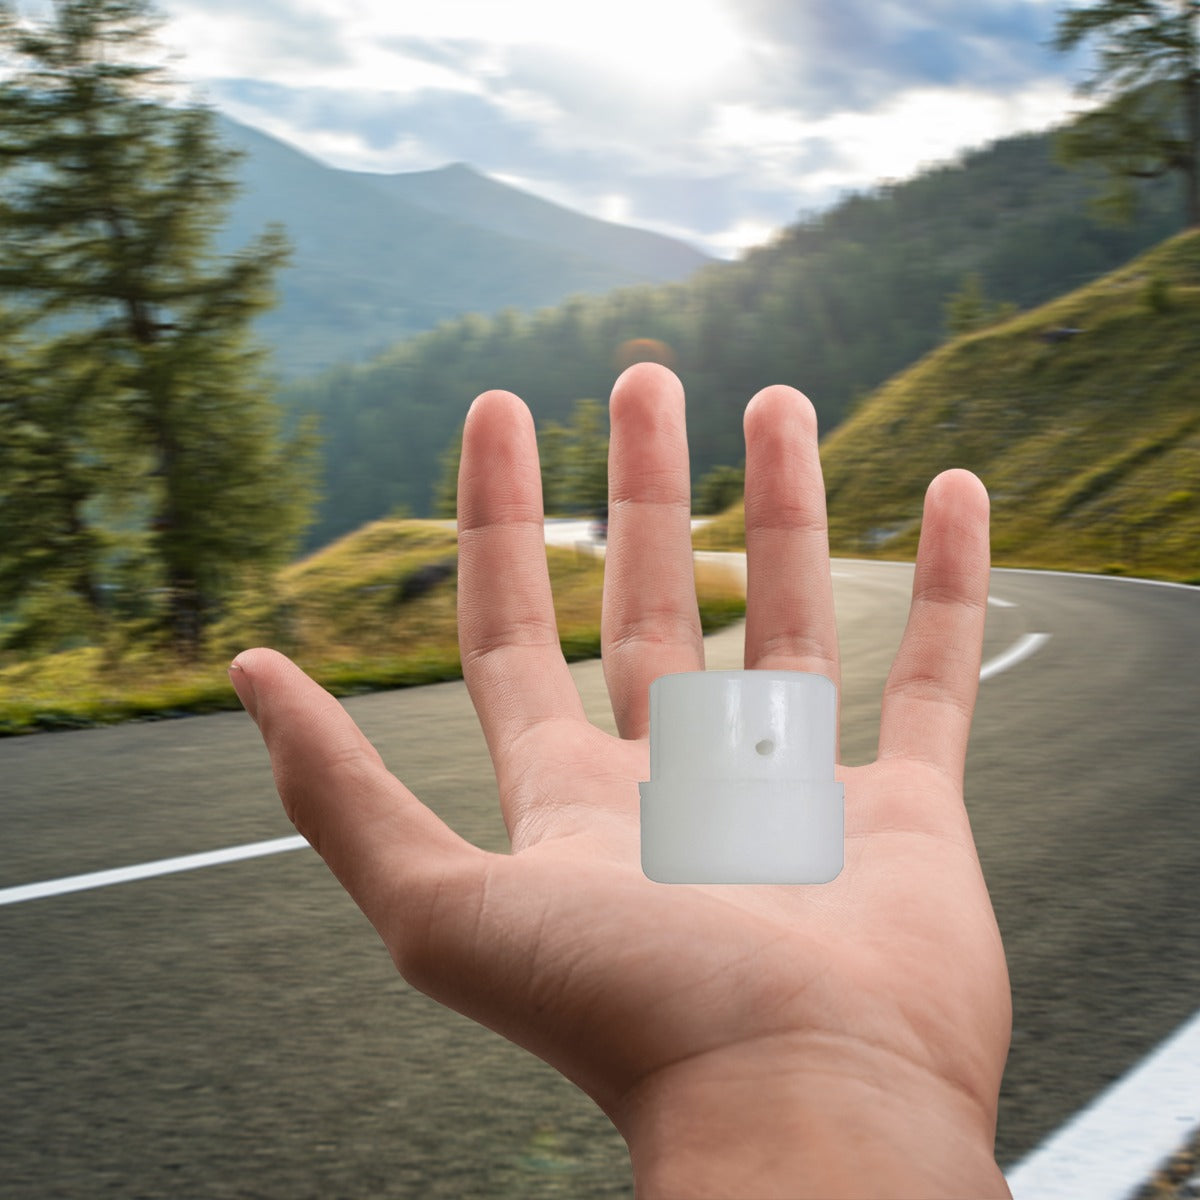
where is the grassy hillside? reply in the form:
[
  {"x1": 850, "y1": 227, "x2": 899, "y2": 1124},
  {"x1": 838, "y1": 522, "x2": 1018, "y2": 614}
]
[
  {"x1": 0, "y1": 522, "x2": 745, "y2": 735},
  {"x1": 695, "y1": 231, "x2": 1200, "y2": 584}
]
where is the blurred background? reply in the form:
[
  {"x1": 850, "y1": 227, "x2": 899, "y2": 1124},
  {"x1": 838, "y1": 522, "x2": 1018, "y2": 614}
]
[{"x1": 1, "y1": 1, "x2": 1197, "y2": 1197}]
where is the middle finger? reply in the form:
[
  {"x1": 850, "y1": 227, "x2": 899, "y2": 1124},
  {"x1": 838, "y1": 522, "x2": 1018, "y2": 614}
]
[
  {"x1": 602, "y1": 364, "x2": 705, "y2": 740},
  {"x1": 742, "y1": 385, "x2": 841, "y2": 698}
]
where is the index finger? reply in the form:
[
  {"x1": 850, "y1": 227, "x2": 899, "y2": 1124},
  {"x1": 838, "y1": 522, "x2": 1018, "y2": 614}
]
[
  {"x1": 456, "y1": 390, "x2": 589, "y2": 826},
  {"x1": 877, "y1": 470, "x2": 990, "y2": 783}
]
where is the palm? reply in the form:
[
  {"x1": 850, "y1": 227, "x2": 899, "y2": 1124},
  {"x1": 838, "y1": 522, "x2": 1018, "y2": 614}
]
[
  {"x1": 237, "y1": 364, "x2": 1009, "y2": 1153},
  {"x1": 414, "y1": 725, "x2": 1008, "y2": 1126}
]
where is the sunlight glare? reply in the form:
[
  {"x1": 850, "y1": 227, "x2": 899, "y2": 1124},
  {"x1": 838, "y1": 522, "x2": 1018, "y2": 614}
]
[
  {"x1": 315, "y1": 0, "x2": 747, "y2": 94},
  {"x1": 549, "y1": 0, "x2": 745, "y2": 92}
]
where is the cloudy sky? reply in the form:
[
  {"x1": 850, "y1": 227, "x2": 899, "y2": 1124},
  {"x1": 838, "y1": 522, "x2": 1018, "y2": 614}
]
[{"x1": 143, "y1": 1, "x2": 1090, "y2": 258}]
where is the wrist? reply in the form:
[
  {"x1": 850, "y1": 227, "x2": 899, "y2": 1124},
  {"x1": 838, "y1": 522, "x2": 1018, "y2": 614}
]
[{"x1": 614, "y1": 1034, "x2": 1010, "y2": 1200}]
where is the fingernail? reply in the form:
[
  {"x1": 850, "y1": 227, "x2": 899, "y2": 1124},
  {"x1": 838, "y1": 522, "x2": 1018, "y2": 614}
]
[{"x1": 229, "y1": 658, "x2": 259, "y2": 723}]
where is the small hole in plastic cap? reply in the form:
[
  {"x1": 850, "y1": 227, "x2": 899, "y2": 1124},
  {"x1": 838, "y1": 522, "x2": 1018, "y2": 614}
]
[{"x1": 755, "y1": 738, "x2": 774, "y2": 756}]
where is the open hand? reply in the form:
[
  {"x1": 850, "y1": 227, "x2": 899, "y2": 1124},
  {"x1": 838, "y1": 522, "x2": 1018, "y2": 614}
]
[{"x1": 231, "y1": 363, "x2": 1012, "y2": 1198}]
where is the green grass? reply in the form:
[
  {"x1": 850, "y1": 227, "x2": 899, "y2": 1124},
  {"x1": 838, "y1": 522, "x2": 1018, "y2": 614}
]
[
  {"x1": 0, "y1": 519, "x2": 747, "y2": 736},
  {"x1": 10, "y1": 231, "x2": 1199, "y2": 734},
  {"x1": 695, "y1": 229, "x2": 1200, "y2": 585}
]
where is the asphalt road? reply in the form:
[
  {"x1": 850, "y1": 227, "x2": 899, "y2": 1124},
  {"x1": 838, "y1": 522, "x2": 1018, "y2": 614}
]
[{"x1": 1, "y1": 558, "x2": 1197, "y2": 1198}]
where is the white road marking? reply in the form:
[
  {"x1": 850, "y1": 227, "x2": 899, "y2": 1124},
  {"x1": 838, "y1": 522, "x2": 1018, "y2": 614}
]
[
  {"x1": 2, "y1": 629, "x2": 1051, "y2": 909},
  {"x1": 0, "y1": 834, "x2": 308, "y2": 907},
  {"x1": 981, "y1": 632, "x2": 1051, "y2": 682},
  {"x1": 1004, "y1": 1006, "x2": 1200, "y2": 1200},
  {"x1": 991, "y1": 565, "x2": 1199, "y2": 593},
  {"x1": 1, "y1": 550, "x2": 1190, "y2": 1196}
]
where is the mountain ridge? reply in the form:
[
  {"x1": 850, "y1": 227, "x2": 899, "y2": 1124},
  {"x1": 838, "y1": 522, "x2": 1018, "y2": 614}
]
[
  {"x1": 349, "y1": 160, "x2": 707, "y2": 281},
  {"x1": 212, "y1": 115, "x2": 712, "y2": 376}
]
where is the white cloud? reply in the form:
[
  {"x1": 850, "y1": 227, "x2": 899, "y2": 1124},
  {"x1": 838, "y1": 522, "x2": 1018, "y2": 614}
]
[
  {"x1": 489, "y1": 85, "x2": 566, "y2": 129},
  {"x1": 159, "y1": 8, "x2": 481, "y2": 99},
  {"x1": 160, "y1": 0, "x2": 746, "y2": 101},
  {"x1": 598, "y1": 193, "x2": 634, "y2": 224},
  {"x1": 299, "y1": 0, "x2": 746, "y2": 87},
  {"x1": 234, "y1": 111, "x2": 435, "y2": 174},
  {"x1": 707, "y1": 78, "x2": 1079, "y2": 197},
  {"x1": 706, "y1": 218, "x2": 783, "y2": 257},
  {"x1": 136, "y1": 1, "x2": 1090, "y2": 260}
]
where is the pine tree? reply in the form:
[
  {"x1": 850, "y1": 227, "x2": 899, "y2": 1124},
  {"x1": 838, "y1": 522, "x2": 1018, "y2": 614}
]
[
  {"x1": 0, "y1": 0, "x2": 316, "y2": 654},
  {"x1": 537, "y1": 419, "x2": 571, "y2": 515},
  {"x1": 943, "y1": 274, "x2": 1017, "y2": 338},
  {"x1": 0, "y1": 312, "x2": 130, "y2": 647},
  {"x1": 1055, "y1": 0, "x2": 1200, "y2": 226},
  {"x1": 432, "y1": 424, "x2": 463, "y2": 519},
  {"x1": 562, "y1": 399, "x2": 609, "y2": 516},
  {"x1": 432, "y1": 402, "x2": 608, "y2": 523},
  {"x1": 695, "y1": 463, "x2": 745, "y2": 516}
]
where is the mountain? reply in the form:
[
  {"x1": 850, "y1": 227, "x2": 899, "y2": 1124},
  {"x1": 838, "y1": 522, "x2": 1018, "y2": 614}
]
[
  {"x1": 213, "y1": 116, "x2": 711, "y2": 377},
  {"x1": 281, "y1": 119, "x2": 1187, "y2": 552},
  {"x1": 695, "y1": 230, "x2": 1200, "y2": 584},
  {"x1": 347, "y1": 161, "x2": 706, "y2": 283}
]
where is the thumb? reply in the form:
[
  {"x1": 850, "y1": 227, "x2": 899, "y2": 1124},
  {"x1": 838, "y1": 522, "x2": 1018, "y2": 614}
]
[{"x1": 229, "y1": 647, "x2": 482, "y2": 954}]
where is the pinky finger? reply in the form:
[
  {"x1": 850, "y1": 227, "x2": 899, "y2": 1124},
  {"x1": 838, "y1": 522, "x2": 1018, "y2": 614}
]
[{"x1": 876, "y1": 470, "x2": 990, "y2": 784}]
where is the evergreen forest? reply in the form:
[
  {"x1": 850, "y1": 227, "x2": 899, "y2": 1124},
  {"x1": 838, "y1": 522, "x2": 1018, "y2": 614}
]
[{"x1": 282, "y1": 126, "x2": 1184, "y2": 550}]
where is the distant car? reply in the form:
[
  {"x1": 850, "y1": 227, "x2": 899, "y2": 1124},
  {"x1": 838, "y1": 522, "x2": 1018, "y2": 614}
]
[{"x1": 591, "y1": 505, "x2": 608, "y2": 542}]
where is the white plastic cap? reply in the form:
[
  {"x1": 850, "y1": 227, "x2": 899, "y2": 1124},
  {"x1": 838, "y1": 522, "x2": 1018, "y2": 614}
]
[{"x1": 639, "y1": 670, "x2": 844, "y2": 884}]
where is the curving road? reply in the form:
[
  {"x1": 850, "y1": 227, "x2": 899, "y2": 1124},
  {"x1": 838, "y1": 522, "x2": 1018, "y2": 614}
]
[{"x1": 0, "y1": 550, "x2": 1196, "y2": 1198}]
